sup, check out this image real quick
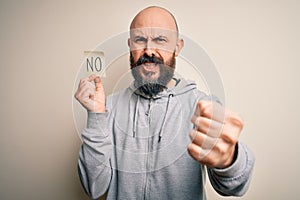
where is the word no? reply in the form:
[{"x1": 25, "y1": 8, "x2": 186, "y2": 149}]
[{"x1": 87, "y1": 56, "x2": 102, "y2": 72}]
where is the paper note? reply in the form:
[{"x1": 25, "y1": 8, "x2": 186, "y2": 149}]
[{"x1": 84, "y1": 51, "x2": 106, "y2": 77}]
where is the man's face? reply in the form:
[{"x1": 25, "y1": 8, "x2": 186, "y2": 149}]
[{"x1": 129, "y1": 28, "x2": 178, "y2": 96}]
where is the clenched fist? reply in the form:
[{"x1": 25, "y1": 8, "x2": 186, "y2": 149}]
[
  {"x1": 74, "y1": 74, "x2": 106, "y2": 112},
  {"x1": 188, "y1": 100, "x2": 243, "y2": 169}
]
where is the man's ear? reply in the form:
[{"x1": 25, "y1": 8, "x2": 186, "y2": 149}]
[
  {"x1": 174, "y1": 38, "x2": 184, "y2": 57},
  {"x1": 128, "y1": 38, "x2": 131, "y2": 48}
]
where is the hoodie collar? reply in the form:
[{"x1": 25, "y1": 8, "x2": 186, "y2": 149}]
[{"x1": 129, "y1": 78, "x2": 197, "y2": 99}]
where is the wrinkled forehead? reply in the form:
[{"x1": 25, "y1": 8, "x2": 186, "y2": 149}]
[{"x1": 130, "y1": 27, "x2": 178, "y2": 39}]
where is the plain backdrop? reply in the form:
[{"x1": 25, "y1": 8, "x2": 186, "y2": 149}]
[{"x1": 0, "y1": 0, "x2": 299, "y2": 199}]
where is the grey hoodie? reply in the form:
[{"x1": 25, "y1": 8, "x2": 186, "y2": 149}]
[{"x1": 78, "y1": 78, "x2": 255, "y2": 200}]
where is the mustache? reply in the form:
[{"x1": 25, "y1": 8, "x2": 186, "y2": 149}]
[{"x1": 132, "y1": 54, "x2": 164, "y2": 67}]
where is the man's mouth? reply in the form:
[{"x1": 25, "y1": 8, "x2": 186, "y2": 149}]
[{"x1": 142, "y1": 62, "x2": 158, "y2": 71}]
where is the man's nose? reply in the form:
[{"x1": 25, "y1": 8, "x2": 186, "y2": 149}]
[{"x1": 144, "y1": 41, "x2": 156, "y2": 57}]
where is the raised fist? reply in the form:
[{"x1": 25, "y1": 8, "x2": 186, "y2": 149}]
[{"x1": 188, "y1": 100, "x2": 243, "y2": 168}]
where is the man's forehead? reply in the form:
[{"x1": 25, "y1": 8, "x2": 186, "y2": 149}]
[{"x1": 130, "y1": 27, "x2": 177, "y2": 38}]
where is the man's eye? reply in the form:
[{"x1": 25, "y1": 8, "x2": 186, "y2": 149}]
[
  {"x1": 153, "y1": 37, "x2": 167, "y2": 43},
  {"x1": 135, "y1": 37, "x2": 147, "y2": 43}
]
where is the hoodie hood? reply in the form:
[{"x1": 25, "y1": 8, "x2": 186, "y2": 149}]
[{"x1": 129, "y1": 78, "x2": 197, "y2": 142}]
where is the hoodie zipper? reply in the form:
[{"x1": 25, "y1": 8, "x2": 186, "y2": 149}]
[{"x1": 143, "y1": 98, "x2": 153, "y2": 199}]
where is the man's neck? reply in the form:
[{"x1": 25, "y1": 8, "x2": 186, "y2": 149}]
[{"x1": 166, "y1": 78, "x2": 176, "y2": 88}]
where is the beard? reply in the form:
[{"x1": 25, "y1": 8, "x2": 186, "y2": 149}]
[{"x1": 130, "y1": 52, "x2": 176, "y2": 97}]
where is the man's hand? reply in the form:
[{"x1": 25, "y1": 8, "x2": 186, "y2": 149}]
[
  {"x1": 74, "y1": 74, "x2": 106, "y2": 112},
  {"x1": 188, "y1": 100, "x2": 243, "y2": 169}
]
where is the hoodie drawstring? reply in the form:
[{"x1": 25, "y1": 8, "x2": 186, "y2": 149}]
[
  {"x1": 132, "y1": 93, "x2": 173, "y2": 142},
  {"x1": 133, "y1": 95, "x2": 140, "y2": 138},
  {"x1": 158, "y1": 94, "x2": 173, "y2": 142}
]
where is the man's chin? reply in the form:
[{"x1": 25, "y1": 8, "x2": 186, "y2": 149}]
[
  {"x1": 141, "y1": 76, "x2": 160, "y2": 83},
  {"x1": 137, "y1": 82, "x2": 165, "y2": 97}
]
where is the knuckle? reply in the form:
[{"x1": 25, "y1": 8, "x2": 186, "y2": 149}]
[
  {"x1": 236, "y1": 115, "x2": 244, "y2": 129},
  {"x1": 82, "y1": 81, "x2": 89, "y2": 88},
  {"x1": 189, "y1": 130, "x2": 195, "y2": 140},
  {"x1": 192, "y1": 116, "x2": 201, "y2": 127},
  {"x1": 215, "y1": 144, "x2": 227, "y2": 155},
  {"x1": 197, "y1": 101, "x2": 206, "y2": 112},
  {"x1": 203, "y1": 155, "x2": 216, "y2": 167},
  {"x1": 233, "y1": 114, "x2": 243, "y2": 126},
  {"x1": 82, "y1": 98, "x2": 90, "y2": 104},
  {"x1": 197, "y1": 100, "x2": 205, "y2": 107},
  {"x1": 196, "y1": 101, "x2": 212, "y2": 117},
  {"x1": 187, "y1": 143, "x2": 193, "y2": 152},
  {"x1": 79, "y1": 78, "x2": 86, "y2": 84},
  {"x1": 208, "y1": 159, "x2": 217, "y2": 167},
  {"x1": 190, "y1": 130, "x2": 201, "y2": 142},
  {"x1": 202, "y1": 107, "x2": 211, "y2": 117},
  {"x1": 228, "y1": 113, "x2": 244, "y2": 128},
  {"x1": 221, "y1": 131, "x2": 238, "y2": 145},
  {"x1": 74, "y1": 90, "x2": 82, "y2": 100},
  {"x1": 187, "y1": 144, "x2": 197, "y2": 158}
]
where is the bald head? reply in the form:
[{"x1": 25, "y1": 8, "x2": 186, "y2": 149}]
[{"x1": 130, "y1": 6, "x2": 178, "y2": 34}]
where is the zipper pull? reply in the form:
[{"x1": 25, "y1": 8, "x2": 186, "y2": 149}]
[{"x1": 145, "y1": 98, "x2": 153, "y2": 116}]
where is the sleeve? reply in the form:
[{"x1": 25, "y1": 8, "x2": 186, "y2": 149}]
[
  {"x1": 207, "y1": 141, "x2": 255, "y2": 196},
  {"x1": 78, "y1": 111, "x2": 113, "y2": 199}
]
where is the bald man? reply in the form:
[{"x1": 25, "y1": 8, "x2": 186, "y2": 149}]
[{"x1": 75, "y1": 6, "x2": 254, "y2": 200}]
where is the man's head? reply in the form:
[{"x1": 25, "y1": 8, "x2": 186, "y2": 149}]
[{"x1": 128, "y1": 6, "x2": 184, "y2": 96}]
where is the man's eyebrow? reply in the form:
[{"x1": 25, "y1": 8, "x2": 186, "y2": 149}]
[
  {"x1": 152, "y1": 35, "x2": 169, "y2": 41},
  {"x1": 155, "y1": 35, "x2": 168, "y2": 39},
  {"x1": 134, "y1": 35, "x2": 145, "y2": 38},
  {"x1": 132, "y1": 35, "x2": 170, "y2": 41}
]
